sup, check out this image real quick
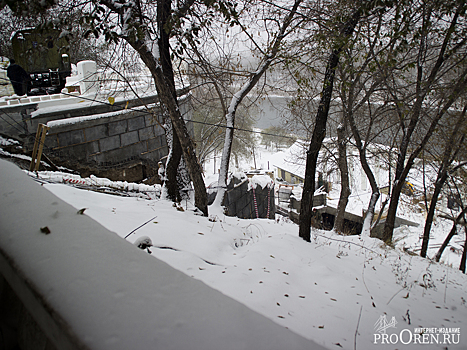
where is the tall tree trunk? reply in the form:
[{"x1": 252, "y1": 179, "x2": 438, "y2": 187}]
[
  {"x1": 334, "y1": 120, "x2": 351, "y2": 233},
  {"x1": 460, "y1": 224, "x2": 467, "y2": 274},
  {"x1": 159, "y1": 0, "x2": 207, "y2": 214},
  {"x1": 125, "y1": 0, "x2": 208, "y2": 215},
  {"x1": 346, "y1": 103, "x2": 380, "y2": 236},
  {"x1": 299, "y1": 10, "x2": 362, "y2": 242}
]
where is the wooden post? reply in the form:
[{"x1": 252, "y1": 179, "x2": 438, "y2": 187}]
[{"x1": 29, "y1": 124, "x2": 50, "y2": 172}]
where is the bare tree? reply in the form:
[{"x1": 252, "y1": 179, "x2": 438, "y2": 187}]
[
  {"x1": 420, "y1": 106, "x2": 467, "y2": 257},
  {"x1": 336, "y1": 12, "x2": 404, "y2": 236},
  {"x1": 299, "y1": 6, "x2": 363, "y2": 242},
  {"x1": 378, "y1": 0, "x2": 467, "y2": 243},
  {"x1": 82, "y1": 0, "x2": 242, "y2": 215},
  {"x1": 212, "y1": 0, "x2": 304, "y2": 208}
]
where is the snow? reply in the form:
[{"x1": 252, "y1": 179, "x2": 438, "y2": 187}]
[
  {"x1": 0, "y1": 136, "x2": 19, "y2": 146},
  {"x1": 46, "y1": 109, "x2": 131, "y2": 128},
  {"x1": 0, "y1": 159, "x2": 320, "y2": 350},
  {"x1": 33, "y1": 171, "x2": 161, "y2": 198},
  {"x1": 269, "y1": 140, "x2": 307, "y2": 178},
  {"x1": 1, "y1": 138, "x2": 466, "y2": 349},
  {"x1": 32, "y1": 165, "x2": 467, "y2": 349},
  {"x1": 250, "y1": 174, "x2": 274, "y2": 189}
]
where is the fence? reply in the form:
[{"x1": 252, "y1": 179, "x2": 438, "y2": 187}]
[{"x1": 223, "y1": 174, "x2": 275, "y2": 220}]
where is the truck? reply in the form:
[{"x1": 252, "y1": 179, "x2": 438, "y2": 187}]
[{"x1": 11, "y1": 27, "x2": 72, "y2": 95}]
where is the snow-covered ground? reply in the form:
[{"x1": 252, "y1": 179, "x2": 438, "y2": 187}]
[
  {"x1": 2, "y1": 135, "x2": 466, "y2": 349},
  {"x1": 39, "y1": 179, "x2": 466, "y2": 350},
  {"x1": 21, "y1": 147, "x2": 463, "y2": 350}
]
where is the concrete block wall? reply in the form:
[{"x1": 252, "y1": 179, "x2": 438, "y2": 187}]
[
  {"x1": 0, "y1": 92, "x2": 193, "y2": 181},
  {"x1": 45, "y1": 108, "x2": 169, "y2": 169}
]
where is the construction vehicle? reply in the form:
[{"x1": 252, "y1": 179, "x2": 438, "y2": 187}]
[{"x1": 11, "y1": 27, "x2": 71, "y2": 95}]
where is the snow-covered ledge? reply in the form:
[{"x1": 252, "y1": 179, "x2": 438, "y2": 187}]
[{"x1": 0, "y1": 160, "x2": 325, "y2": 350}]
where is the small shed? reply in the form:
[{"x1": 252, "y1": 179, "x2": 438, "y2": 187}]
[{"x1": 275, "y1": 165, "x2": 304, "y2": 185}]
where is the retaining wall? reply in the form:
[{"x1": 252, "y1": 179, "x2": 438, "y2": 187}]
[{"x1": 0, "y1": 92, "x2": 192, "y2": 182}]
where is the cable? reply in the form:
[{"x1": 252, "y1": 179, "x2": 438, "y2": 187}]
[
  {"x1": 2, "y1": 70, "x2": 298, "y2": 141},
  {"x1": 1, "y1": 77, "x2": 299, "y2": 173},
  {"x1": 0, "y1": 113, "x2": 27, "y2": 135},
  {"x1": 58, "y1": 90, "x2": 297, "y2": 140}
]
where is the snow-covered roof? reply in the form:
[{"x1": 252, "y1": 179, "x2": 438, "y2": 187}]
[{"x1": 270, "y1": 141, "x2": 307, "y2": 178}]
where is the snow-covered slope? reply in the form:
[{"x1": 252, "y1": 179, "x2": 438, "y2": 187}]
[
  {"x1": 0, "y1": 159, "x2": 322, "y2": 350},
  {"x1": 39, "y1": 172, "x2": 467, "y2": 350}
]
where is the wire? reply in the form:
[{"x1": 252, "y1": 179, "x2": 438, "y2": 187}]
[
  {"x1": 1, "y1": 77, "x2": 299, "y2": 172},
  {"x1": 1, "y1": 82, "x2": 297, "y2": 141},
  {"x1": 58, "y1": 90, "x2": 297, "y2": 140},
  {"x1": 2, "y1": 67, "x2": 298, "y2": 141},
  {"x1": 0, "y1": 113, "x2": 27, "y2": 135}
]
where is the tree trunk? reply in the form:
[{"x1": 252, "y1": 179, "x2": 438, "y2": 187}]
[
  {"x1": 355, "y1": 143, "x2": 380, "y2": 236},
  {"x1": 460, "y1": 224, "x2": 467, "y2": 274},
  {"x1": 421, "y1": 173, "x2": 450, "y2": 257},
  {"x1": 435, "y1": 222, "x2": 457, "y2": 263},
  {"x1": 131, "y1": 0, "x2": 208, "y2": 215},
  {"x1": 435, "y1": 206, "x2": 467, "y2": 262},
  {"x1": 421, "y1": 108, "x2": 466, "y2": 257},
  {"x1": 214, "y1": 0, "x2": 303, "y2": 208},
  {"x1": 334, "y1": 121, "x2": 351, "y2": 233},
  {"x1": 347, "y1": 119, "x2": 380, "y2": 236},
  {"x1": 299, "y1": 10, "x2": 362, "y2": 242}
]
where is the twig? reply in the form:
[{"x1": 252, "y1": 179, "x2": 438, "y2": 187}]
[
  {"x1": 387, "y1": 287, "x2": 407, "y2": 305},
  {"x1": 124, "y1": 216, "x2": 157, "y2": 239},
  {"x1": 354, "y1": 306, "x2": 363, "y2": 350},
  {"x1": 444, "y1": 262, "x2": 449, "y2": 304},
  {"x1": 314, "y1": 233, "x2": 379, "y2": 254}
]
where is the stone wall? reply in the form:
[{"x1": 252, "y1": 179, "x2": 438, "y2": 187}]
[
  {"x1": 0, "y1": 93, "x2": 193, "y2": 182},
  {"x1": 44, "y1": 107, "x2": 169, "y2": 181}
]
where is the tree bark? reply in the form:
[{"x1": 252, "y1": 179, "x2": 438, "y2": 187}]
[
  {"x1": 334, "y1": 120, "x2": 351, "y2": 233},
  {"x1": 299, "y1": 9, "x2": 362, "y2": 242},
  {"x1": 460, "y1": 224, "x2": 467, "y2": 274},
  {"x1": 435, "y1": 205, "x2": 467, "y2": 262}
]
